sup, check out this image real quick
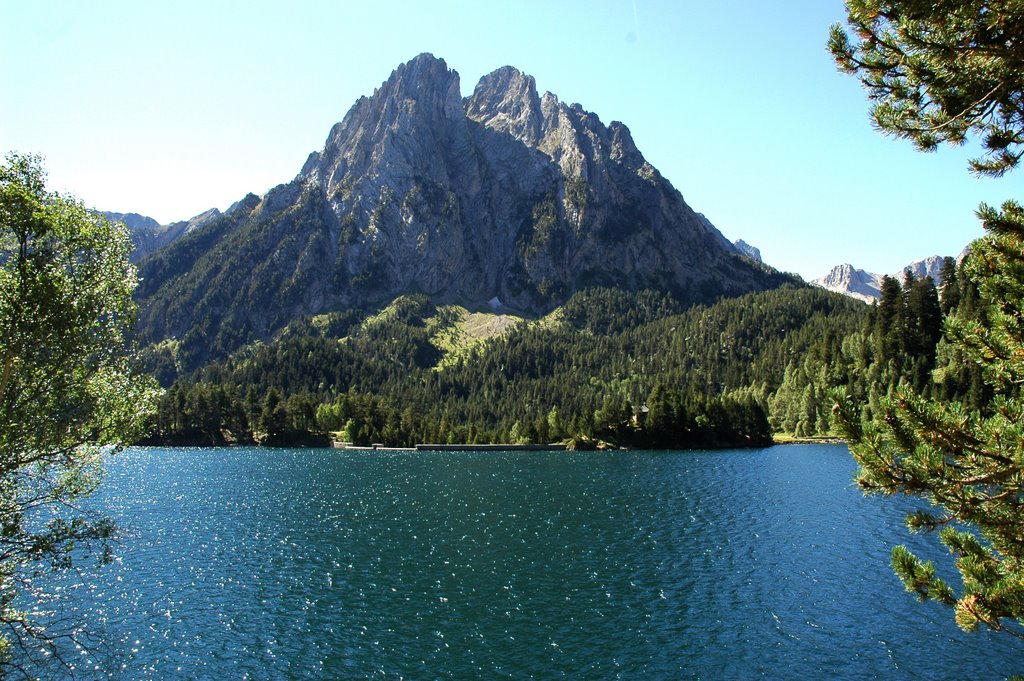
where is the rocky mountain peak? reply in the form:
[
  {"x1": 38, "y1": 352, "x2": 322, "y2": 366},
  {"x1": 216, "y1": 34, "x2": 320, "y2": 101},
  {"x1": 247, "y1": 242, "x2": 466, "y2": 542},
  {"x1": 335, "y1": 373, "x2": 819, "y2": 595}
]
[
  {"x1": 137, "y1": 55, "x2": 788, "y2": 371},
  {"x1": 227, "y1": 193, "x2": 261, "y2": 215},
  {"x1": 902, "y1": 255, "x2": 945, "y2": 283},
  {"x1": 103, "y1": 211, "x2": 160, "y2": 232},
  {"x1": 819, "y1": 263, "x2": 860, "y2": 283},
  {"x1": 105, "y1": 206, "x2": 225, "y2": 262},
  {"x1": 608, "y1": 121, "x2": 641, "y2": 164},
  {"x1": 380, "y1": 52, "x2": 463, "y2": 121},
  {"x1": 465, "y1": 66, "x2": 543, "y2": 146},
  {"x1": 813, "y1": 254, "x2": 953, "y2": 303},
  {"x1": 813, "y1": 263, "x2": 886, "y2": 303},
  {"x1": 466, "y1": 77, "x2": 647, "y2": 181},
  {"x1": 302, "y1": 53, "x2": 464, "y2": 189},
  {"x1": 733, "y1": 239, "x2": 762, "y2": 262}
]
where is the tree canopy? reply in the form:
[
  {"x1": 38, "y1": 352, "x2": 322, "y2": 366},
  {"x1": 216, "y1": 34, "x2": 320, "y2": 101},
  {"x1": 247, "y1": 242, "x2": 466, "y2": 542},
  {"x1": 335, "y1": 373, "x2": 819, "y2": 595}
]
[
  {"x1": 0, "y1": 154, "x2": 158, "y2": 672},
  {"x1": 835, "y1": 210, "x2": 1024, "y2": 639},
  {"x1": 831, "y1": 0, "x2": 1024, "y2": 644},
  {"x1": 829, "y1": 0, "x2": 1024, "y2": 176}
]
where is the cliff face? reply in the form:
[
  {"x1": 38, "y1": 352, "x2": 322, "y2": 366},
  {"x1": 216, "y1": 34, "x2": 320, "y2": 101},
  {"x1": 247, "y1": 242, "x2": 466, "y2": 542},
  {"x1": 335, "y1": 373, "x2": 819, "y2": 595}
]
[
  {"x1": 812, "y1": 264, "x2": 884, "y2": 303},
  {"x1": 902, "y1": 255, "x2": 946, "y2": 284},
  {"x1": 136, "y1": 54, "x2": 787, "y2": 368},
  {"x1": 733, "y1": 239, "x2": 762, "y2": 262}
]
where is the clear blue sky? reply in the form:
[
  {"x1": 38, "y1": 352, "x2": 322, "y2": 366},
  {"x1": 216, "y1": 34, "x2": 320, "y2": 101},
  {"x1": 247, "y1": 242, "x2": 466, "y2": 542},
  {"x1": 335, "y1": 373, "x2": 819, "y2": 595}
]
[{"x1": 1, "y1": 0, "x2": 1013, "y2": 280}]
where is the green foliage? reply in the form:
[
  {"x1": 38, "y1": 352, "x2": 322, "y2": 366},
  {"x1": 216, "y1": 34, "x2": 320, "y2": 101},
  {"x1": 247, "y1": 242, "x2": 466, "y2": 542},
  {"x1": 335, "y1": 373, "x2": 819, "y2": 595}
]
[
  {"x1": 564, "y1": 175, "x2": 590, "y2": 231},
  {"x1": 829, "y1": 1, "x2": 1024, "y2": 176},
  {"x1": 833, "y1": 0, "x2": 1024, "y2": 645},
  {"x1": 0, "y1": 153, "x2": 159, "y2": 667},
  {"x1": 638, "y1": 384, "x2": 772, "y2": 449},
  {"x1": 765, "y1": 250, "x2": 975, "y2": 443},
  {"x1": 144, "y1": 255, "x2": 970, "y2": 451},
  {"x1": 560, "y1": 287, "x2": 681, "y2": 335},
  {"x1": 146, "y1": 284, "x2": 871, "y2": 448},
  {"x1": 522, "y1": 193, "x2": 561, "y2": 263},
  {"x1": 134, "y1": 182, "x2": 333, "y2": 372}
]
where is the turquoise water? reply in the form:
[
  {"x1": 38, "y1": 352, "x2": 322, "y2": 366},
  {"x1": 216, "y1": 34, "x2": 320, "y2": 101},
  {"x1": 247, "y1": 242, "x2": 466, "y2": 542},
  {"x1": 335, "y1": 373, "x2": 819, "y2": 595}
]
[{"x1": 32, "y1": 445, "x2": 1022, "y2": 679}]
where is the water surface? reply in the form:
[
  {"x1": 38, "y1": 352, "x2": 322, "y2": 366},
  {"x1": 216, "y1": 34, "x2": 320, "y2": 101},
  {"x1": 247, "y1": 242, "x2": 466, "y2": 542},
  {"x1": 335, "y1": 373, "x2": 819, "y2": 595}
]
[{"x1": 40, "y1": 445, "x2": 1022, "y2": 679}]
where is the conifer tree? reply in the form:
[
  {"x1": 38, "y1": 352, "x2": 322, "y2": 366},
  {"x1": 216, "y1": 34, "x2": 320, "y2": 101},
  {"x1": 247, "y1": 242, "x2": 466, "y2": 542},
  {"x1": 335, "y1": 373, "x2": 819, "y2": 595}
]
[
  {"x1": 831, "y1": 0, "x2": 1024, "y2": 641},
  {"x1": 829, "y1": 0, "x2": 1024, "y2": 177},
  {"x1": 939, "y1": 256, "x2": 961, "y2": 315},
  {"x1": 834, "y1": 205, "x2": 1024, "y2": 639}
]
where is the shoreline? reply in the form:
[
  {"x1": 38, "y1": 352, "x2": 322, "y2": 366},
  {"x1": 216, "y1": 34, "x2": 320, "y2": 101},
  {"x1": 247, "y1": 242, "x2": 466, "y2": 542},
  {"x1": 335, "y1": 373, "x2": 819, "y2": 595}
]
[
  {"x1": 772, "y1": 435, "x2": 846, "y2": 445},
  {"x1": 332, "y1": 442, "x2": 569, "y2": 452}
]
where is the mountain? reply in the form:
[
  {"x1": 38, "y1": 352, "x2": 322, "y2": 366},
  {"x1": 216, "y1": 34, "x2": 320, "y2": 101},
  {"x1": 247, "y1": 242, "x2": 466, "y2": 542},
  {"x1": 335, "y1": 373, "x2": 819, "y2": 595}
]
[
  {"x1": 733, "y1": 239, "x2": 761, "y2": 262},
  {"x1": 902, "y1": 255, "x2": 946, "y2": 283},
  {"x1": 103, "y1": 209, "x2": 222, "y2": 261},
  {"x1": 135, "y1": 54, "x2": 790, "y2": 370},
  {"x1": 812, "y1": 255, "x2": 947, "y2": 302},
  {"x1": 811, "y1": 264, "x2": 884, "y2": 302},
  {"x1": 103, "y1": 211, "x2": 160, "y2": 232}
]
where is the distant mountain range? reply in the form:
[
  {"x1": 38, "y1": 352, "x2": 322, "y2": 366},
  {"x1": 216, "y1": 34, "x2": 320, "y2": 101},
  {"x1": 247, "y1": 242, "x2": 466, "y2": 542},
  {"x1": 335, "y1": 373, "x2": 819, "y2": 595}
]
[
  {"x1": 811, "y1": 255, "x2": 948, "y2": 302},
  {"x1": 117, "y1": 53, "x2": 790, "y2": 370},
  {"x1": 102, "y1": 209, "x2": 222, "y2": 261}
]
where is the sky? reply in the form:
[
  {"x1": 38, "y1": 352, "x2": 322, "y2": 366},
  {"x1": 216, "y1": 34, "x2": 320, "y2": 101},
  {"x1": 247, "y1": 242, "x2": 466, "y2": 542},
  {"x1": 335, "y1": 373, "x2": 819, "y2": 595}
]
[{"x1": 1, "y1": 0, "x2": 1015, "y2": 280}]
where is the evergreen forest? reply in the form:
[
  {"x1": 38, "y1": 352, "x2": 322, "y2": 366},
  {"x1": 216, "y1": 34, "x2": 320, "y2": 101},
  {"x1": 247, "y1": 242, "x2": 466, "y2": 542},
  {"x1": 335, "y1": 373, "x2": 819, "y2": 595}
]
[{"x1": 139, "y1": 254, "x2": 979, "y2": 450}]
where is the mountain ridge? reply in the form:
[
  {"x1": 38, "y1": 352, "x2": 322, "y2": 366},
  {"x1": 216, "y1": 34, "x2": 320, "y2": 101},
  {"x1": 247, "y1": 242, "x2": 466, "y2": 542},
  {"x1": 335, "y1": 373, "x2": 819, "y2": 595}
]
[
  {"x1": 134, "y1": 53, "x2": 791, "y2": 370},
  {"x1": 811, "y1": 255, "x2": 948, "y2": 302},
  {"x1": 103, "y1": 208, "x2": 222, "y2": 261}
]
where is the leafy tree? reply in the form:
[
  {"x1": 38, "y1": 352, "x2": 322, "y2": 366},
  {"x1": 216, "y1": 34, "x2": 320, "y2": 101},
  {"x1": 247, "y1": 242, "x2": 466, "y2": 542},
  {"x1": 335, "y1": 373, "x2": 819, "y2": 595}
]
[
  {"x1": 831, "y1": 1, "x2": 1024, "y2": 642},
  {"x1": 0, "y1": 154, "x2": 158, "y2": 669}
]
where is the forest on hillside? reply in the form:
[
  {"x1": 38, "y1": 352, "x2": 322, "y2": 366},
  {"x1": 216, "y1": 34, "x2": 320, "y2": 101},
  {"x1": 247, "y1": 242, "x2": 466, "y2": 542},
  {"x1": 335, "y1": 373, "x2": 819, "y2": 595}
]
[{"x1": 138, "y1": 255, "x2": 980, "y2": 450}]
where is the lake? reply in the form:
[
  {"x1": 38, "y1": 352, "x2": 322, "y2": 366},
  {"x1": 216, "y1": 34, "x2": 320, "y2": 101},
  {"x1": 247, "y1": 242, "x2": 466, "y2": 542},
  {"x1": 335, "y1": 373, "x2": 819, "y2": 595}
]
[{"x1": 31, "y1": 445, "x2": 1022, "y2": 679}]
